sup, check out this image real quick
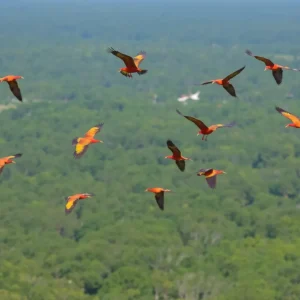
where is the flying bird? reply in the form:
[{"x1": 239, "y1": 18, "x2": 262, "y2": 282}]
[
  {"x1": 177, "y1": 94, "x2": 190, "y2": 103},
  {"x1": 0, "y1": 75, "x2": 24, "y2": 102},
  {"x1": 72, "y1": 123, "x2": 104, "y2": 159},
  {"x1": 197, "y1": 168, "x2": 226, "y2": 189},
  {"x1": 65, "y1": 193, "x2": 94, "y2": 215},
  {"x1": 245, "y1": 49, "x2": 300, "y2": 85},
  {"x1": 0, "y1": 153, "x2": 22, "y2": 175},
  {"x1": 176, "y1": 109, "x2": 235, "y2": 141},
  {"x1": 107, "y1": 47, "x2": 147, "y2": 78},
  {"x1": 165, "y1": 140, "x2": 192, "y2": 172},
  {"x1": 275, "y1": 106, "x2": 300, "y2": 128},
  {"x1": 200, "y1": 66, "x2": 245, "y2": 97},
  {"x1": 145, "y1": 187, "x2": 171, "y2": 211}
]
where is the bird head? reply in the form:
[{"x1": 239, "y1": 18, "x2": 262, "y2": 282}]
[
  {"x1": 6, "y1": 159, "x2": 15, "y2": 165},
  {"x1": 286, "y1": 123, "x2": 295, "y2": 128},
  {"x1": 164, "y1": 189, "x2": 171, "y2": 192},
  {"x1": 264, "y1": 66, "x2": 270, "y2": 71},
  {"x1": 145, "y1": 188, "x2": 150, "y2": 192},
  {"x1": 219, "y1": 170, "x2": 226, "y2": 175}
]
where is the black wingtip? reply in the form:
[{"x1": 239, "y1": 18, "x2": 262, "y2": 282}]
[
  {"x1": 107, "y1": 47, "x2": 115, "y2": 53},
  {"x1": 14, "y1": 153, "x2": 22, "y2": 158},
  {"x1": 245, "y1": 49, "x2": 253, "y2": 56},
  {"x1": 176, "y1": 108, "x2": 183, "y2": 116}
]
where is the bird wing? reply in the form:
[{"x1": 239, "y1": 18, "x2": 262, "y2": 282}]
[
  {"x1": 198, "y1": 168, "x2": 213, "y2": 175},
  {"x1": 275, "y1": 106, "x2": 300, "y2": 124},
  {"x1": 206, "y1": 176, "x2": 217, "y2": 189},
  {"x1": 200, "y1": 80, "x2": 214, "y2": 85},
  {"x1": 215, "y1": 122, "x2": 236, "y2": 129},
  {"x1": 7, "y1": 81, "x2": 22, "y2": 102},
  {"x1": 133, "y1": 51, "x2": 146, "y2": 68},
  {"x1": 167, "y1": 140, "x2": 182, "y2": 157},
  {"x1": 245, "y1": 49, "x2": 274, "y2": 66},
  {"x1": 223, "y1": 84, "x2": 237, "y2": 97},
  {"x1": 223, "y1": 66, "x2": 245, "y2": 82},
  {"x1": 155, "y1": 192, "x2": 164, "y2": 210},
  {"x1": 272, "y1": 69, "x2": 283, "y2": 85},
  {"x1": 176, "y1": 160, "x2": 185, "y2": 172},
  {"x1": 6, "y1": 153, "x2": 22, "y2": 160},
  {"x1": 107, "y1": 47, "x2": 136, "y2": 68},
  {"x1": 84, "y1": 123, "x2": 104, "y2": 138},
  {"x1": 176, "y1": 109, "x2": 208, "y2": 130},
  {"x1": 74, "y1": 139, "x2": 90, "y2": 159},
  {"x1": 65, "y1": 195, "x2": 80, "y2": 215}
]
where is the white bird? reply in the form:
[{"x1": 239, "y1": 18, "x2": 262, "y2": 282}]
[{"x1": 189, "y1": 91, "x2": 200, "y2": 101}]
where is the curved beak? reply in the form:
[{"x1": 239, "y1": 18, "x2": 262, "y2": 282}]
[
  {"x1": 100, "y1": 140, "x2": 104, "y2": 143},
  {"x1": 21, "y1": 76, "x2": 24, "y2": 79},
  {"x1": 197, "y1": 133, "x2": 200, "y2": 136},
  {"x1": 223, "y1": 171, "x2": 226, "y2": 174},
  {"x1": 285, "y1": 125, "x2": 289, "y2": 128},
  {"x1": 11, "y1": 161, "x2": 16, "y2": 164},
  {"x1": 145, "y1": 189, "x2": 148, "y2": 192}
]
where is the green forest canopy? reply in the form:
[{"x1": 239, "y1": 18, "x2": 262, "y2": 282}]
[{"x1": 1, "y1": 0, "x2": 300, "y2": 299}]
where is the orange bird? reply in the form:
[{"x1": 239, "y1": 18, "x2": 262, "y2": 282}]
[
  {"x1": 72, "y1": 123, "x2": 104, "y2": 159},
  {"x1": 107, "y1": 47, "x2": 147, "y2": 78},
  {"x1": 200, "y1": 66, "x2": 245, "y2": 97},
  {"x1": 197, "y1": 168, "x2": 226, "y2": 189},
  {"x1": 65, "y1": 193, "x2": 94, "y2": 215},
  {"x1": 0, "y1": 153, "x2": 22, "y2": 174},
  {"x1": 145, "y1": 187, "x2": 171, "y2": 211},
  {"x1": 0, "y1": 75, "x2": 24, "y2": 102},
  {"x1": 246, "y1": 49, "x2": 300, "y2": 85},
  {"x1": 176, "y1": 109, "x2": 235, "y2": 141},
  {"x1": 275, "y1": 106, "x2": 300, "y2": 128},
  {"x1": 165, "y1": 140, "x2": 192, "y2": 172}
]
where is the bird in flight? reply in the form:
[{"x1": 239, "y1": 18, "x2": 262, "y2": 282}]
[
  {"x1": 65, "y1": 193, "x2": 94, "y2": 215},
  {"x1": 107, "y1": 47, "x2": 147, "y2": 78},
  {"x1": 189, "y1": 91, "x2": 200, "y2": 101},
  {"x1": 176, "y1": 109, "x2": 235, "y2": 141},
  {"x1": 145, "y1": 187, "x2": 171, "y2": 211},
  {"x1": 165, "y1": 140, "x2": 192, "y2": 172},
  {"x1": 0, "y1": 75, "x2": 24, "y2": 102},
  {"x1": 245, "y1": 49, "x2": 300, "y2": 85},
  {"x1": 72, "y1": 123, "x2": 104, "y2": 158},
  {"x1": 275, "y1": 106, "x2": 300, "y2": 128},
  {"x1": 200, "y1": 66, "x2": 245, "y2": 97},
  {"x1": 0, "y1": 153, "x2": 22, "y2": 175},
  {"x1": 197, "y1": 168, "x2": 226, "y2": 189}
]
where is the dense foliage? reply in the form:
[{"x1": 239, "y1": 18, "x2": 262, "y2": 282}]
[{"x1": 1, "y1": 1, "x2": 300, "y2": 299}]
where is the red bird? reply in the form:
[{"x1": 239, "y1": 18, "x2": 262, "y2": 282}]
[
  {"x1": 145, "y1": 187, "x2": 171, "y2": 211},
  {"x1": 246, "y1": 49, "x2": 300, "y2": 85},
  {"x1": 200, "y1": 66, "x2": 245, "y2": 97},
  {"x1": 65, "y1": 193, "x2": 94, "y2": 215},
  {"x1": 107, "y1": 47, "x2": 147, "y2": 78},
  {"x1": 197, "y1": 168, "x2": 226, "y2": 189},
  {"x1": 0, "y1": 75, "x2": 24, "y2": 102},
  {"x1": 176, "y1": 109, "x2": 235, "y2": 141},
  {"x1": 165, "y1": 140, "x2": 192, "y2": 172}
]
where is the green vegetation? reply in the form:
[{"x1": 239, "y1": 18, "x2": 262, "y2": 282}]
[{"x1": 1, "y1": 0, "x2": 300, "y2": 299}]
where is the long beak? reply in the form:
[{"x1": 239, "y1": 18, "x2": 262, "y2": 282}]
[
  {"x1": 197, "y1": 133, "x2": 200, "y2": 136},
  {"x1": 21, "y1": 76, "x2": 24, "y2": 79},
  {"x1": 100, "y1": 141, "x2": 104, "y2": 143},
  {"x1": 223, "y1": 172, "x2": 226, "y2": 174},
  {"x1": 145, "y1": 189, "x2": 148, "y2": 192},
  {"x1": 285, "y1": 125, "x2": 289, "y2": 128},
  {"x1": 11, "y1": 161, "x2": 16, "y2": 164}
]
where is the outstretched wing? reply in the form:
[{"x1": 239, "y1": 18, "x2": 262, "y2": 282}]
[
  {"x1": 133, "y1": 51, "x2": 146, "y2": 68},
  {"x1": 272, "y1": 69, "x2": 283, "y2": 85},
  {"x1": 215, "y1": 122, "x2": 236, "y2": 129},
  {"x1": 7, "y1": 153, "x2": 22, "y2": 160},
  {"x1": 206, "y1": 176, "x2": 217, "y2": 189},
  {"x1": 7, "y1": 81, "x2": 22, "y2": 102},
  {"x1": 167, "y1": 140, "x2": 181, "y2": 157},
  {"x1": 176, "y1": 160, "x2": 185, "y2": 172},
  {"x1": 176, "y1": 109, "x2": 208, "y2": 130},
  {"x1": 155, "y1": 192, "x2": 164, "y2": 210},
  {"x1": 223, "y1": 66, "x2": 245, "y2": 82},
  {"x1": 200, "y1": 80, "x2": 214, "y2": 85},
  {"x1": 107, "y1": 47, "x2": 136, "y2": 68},
  {"x1": 275, "y1": 106, "x2": 300, "y2": 124},
  {"x1": 74, "y1": 140, "x2": 90, "y2": 159},
  {"x1": 65, "y1": 195, "x2": 80, "y2": 215},
  {"x1": 197, "y1": 168, "x2": 213, "y2": 176},
  {"x1": 245, "y1": 49, "x2": 274, "y2": 66},
  {"x1": 84, "y1": 123, "x2": 104, "y2": 138},
  {"x1": 223, "y1": 83, "x2": 237, "y2": 97}
]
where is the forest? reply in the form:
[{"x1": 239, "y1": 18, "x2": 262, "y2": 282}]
[{"x1": 1, "y1": 0, "x2": 300, "y2": 299}]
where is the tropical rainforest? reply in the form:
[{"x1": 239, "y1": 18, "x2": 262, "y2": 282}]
[{"x1": 1, "y1": 0, "x2": 300, "y2": 299}]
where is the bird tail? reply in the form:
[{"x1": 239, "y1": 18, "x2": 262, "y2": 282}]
[{"x1": 138, "y1": 70, "x2": 147, "y2": 75}]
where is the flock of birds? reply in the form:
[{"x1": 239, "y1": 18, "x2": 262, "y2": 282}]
[{"x1": 0, "y1": 47, "x2": 300, "y2": 213}]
